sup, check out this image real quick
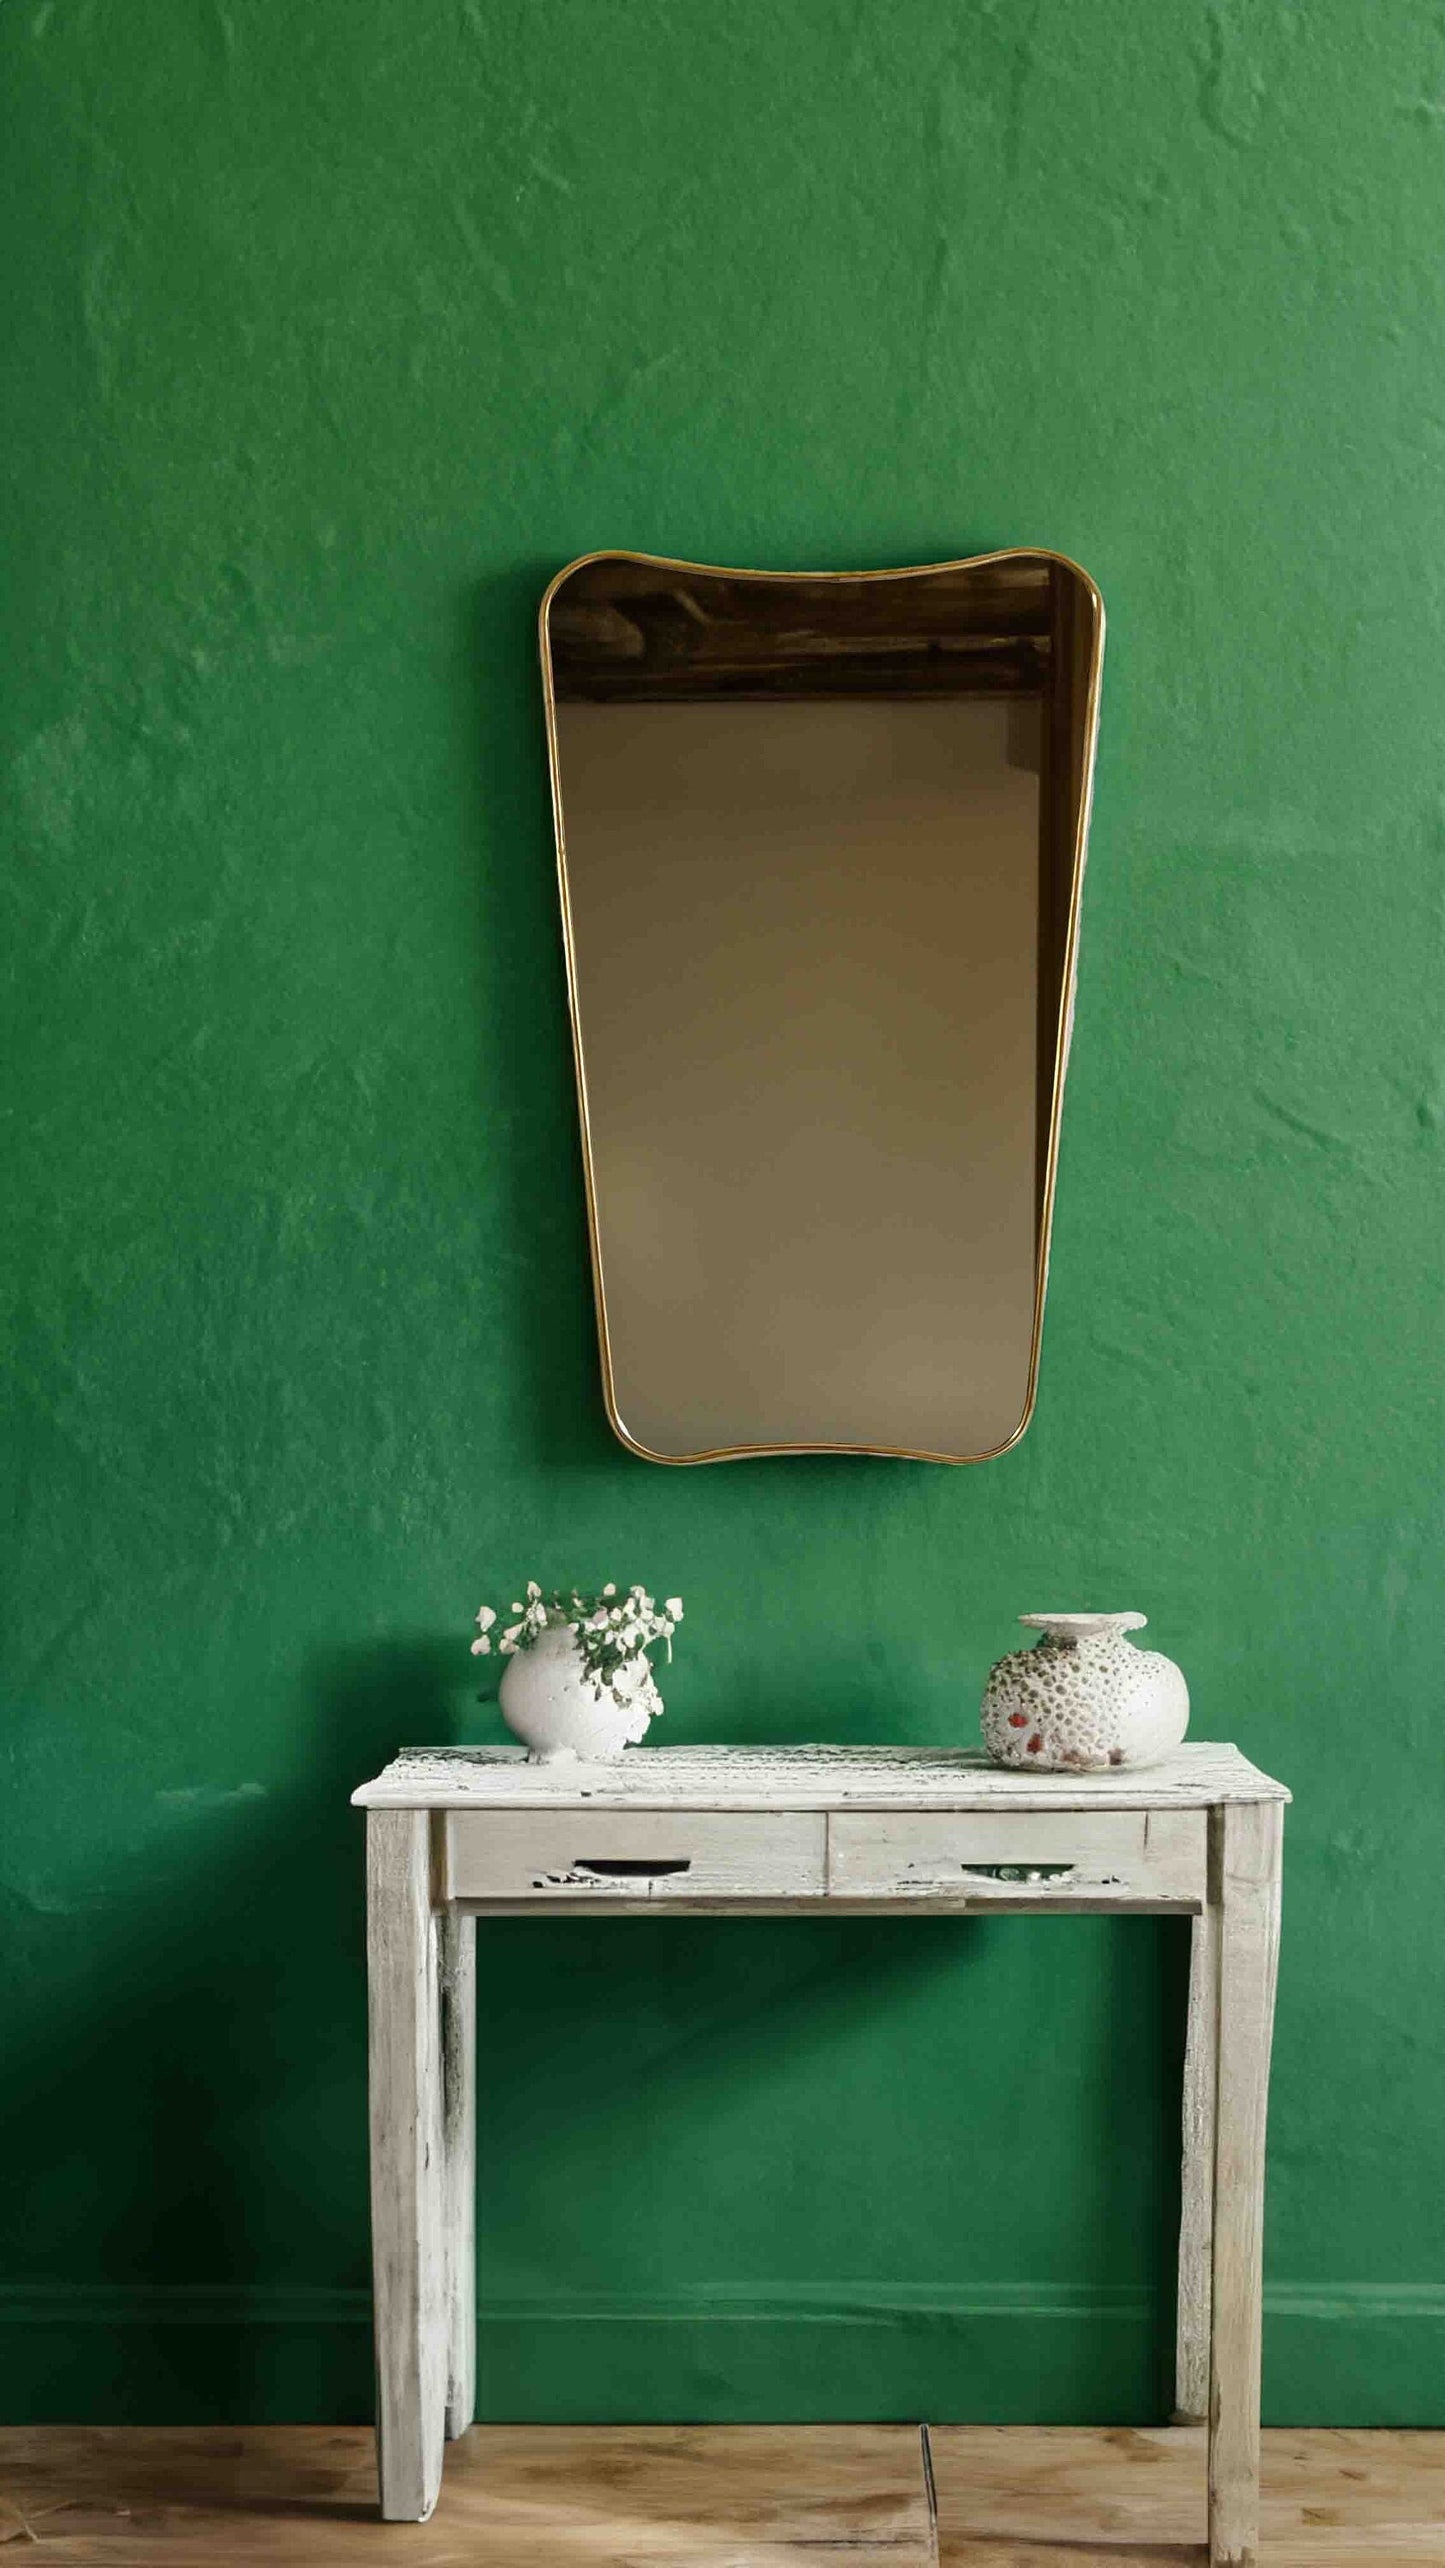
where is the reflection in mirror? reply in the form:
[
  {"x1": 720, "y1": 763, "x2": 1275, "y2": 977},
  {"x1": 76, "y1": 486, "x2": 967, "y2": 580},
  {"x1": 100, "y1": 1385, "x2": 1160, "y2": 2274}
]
[{"x1": 540, "y1": 551, "x2": 1103, "y2": 1465}]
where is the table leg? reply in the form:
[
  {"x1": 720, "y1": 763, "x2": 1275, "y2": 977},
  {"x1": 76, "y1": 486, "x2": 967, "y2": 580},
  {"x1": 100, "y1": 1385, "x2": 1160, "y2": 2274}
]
[
  {"x1": 1207, "y1": 1800, "x2": 1283, "y2": 2568},
  {"x1": 1175, "y1": 1902, "x2": 1219, "y2": 2422},
  {"x1": 367, "y1": 1810, "x2": 447, "y2": 2521},
  {"x1": 442, "y1": 1911, "x2": 476, "y2": 2439}
]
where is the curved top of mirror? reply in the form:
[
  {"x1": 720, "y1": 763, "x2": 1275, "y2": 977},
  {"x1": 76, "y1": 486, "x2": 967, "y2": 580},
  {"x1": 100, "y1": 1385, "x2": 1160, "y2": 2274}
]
[{"x1": 539, "y1": 549, "x2": 1104, "y2": 1466}]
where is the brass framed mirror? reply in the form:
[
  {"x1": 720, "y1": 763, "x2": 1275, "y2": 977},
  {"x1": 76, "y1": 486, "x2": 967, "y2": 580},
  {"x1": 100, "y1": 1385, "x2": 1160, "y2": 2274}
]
[{"x1": 539, "y1": 549, "x2": 1104, "y2": 1465}]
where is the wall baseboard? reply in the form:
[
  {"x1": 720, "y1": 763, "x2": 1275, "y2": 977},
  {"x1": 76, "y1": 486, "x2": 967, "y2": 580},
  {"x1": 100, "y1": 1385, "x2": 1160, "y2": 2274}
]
[{"x1": 0, "y1": 2281, "x2": 1439, "y2": 2427}]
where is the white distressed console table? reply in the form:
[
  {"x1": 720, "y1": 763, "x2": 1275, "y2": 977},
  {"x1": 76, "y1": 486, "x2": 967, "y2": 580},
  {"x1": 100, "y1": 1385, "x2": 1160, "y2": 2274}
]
[{"x1": 352, "y1": 1741, "x2": 1287, "y2": 2566}]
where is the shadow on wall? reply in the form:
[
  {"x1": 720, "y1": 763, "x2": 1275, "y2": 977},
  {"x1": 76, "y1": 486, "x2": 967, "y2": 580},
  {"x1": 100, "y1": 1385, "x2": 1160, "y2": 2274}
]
[
  {"x1": 0, "y1": 1642, "x2": 458, "y2": 2424},
  {"x1": 461, "y1": 563, "x2": 624, "y2": 1479},
  {"x1": 0, "y1": 551, "x2": 609, "y2": 2424},
  {"x1": 467, "y1": 1903, "x2": 1186, "y2": 2424}
]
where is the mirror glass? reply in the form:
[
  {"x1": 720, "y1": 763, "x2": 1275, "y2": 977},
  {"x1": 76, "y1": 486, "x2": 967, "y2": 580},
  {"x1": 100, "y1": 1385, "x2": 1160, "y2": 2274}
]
[{"x1": 541, "y1": 551, "x2": 1103, "y2": 1465}]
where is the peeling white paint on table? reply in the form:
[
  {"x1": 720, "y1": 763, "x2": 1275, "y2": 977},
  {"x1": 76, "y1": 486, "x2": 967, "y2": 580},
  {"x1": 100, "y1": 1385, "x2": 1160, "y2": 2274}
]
[
  {"x1": 353, "y1": 1741, "x2": 1288, "y2": 2568},
  {"x1": 358, "y1": 1738, "x2": 1281, "y2": 1810}
]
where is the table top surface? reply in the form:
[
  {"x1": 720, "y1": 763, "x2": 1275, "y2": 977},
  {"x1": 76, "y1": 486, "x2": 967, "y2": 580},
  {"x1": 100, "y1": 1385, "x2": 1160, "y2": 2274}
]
[{"x1": 352, "y1": 1739, "x2": 1289, "y2": 1812}]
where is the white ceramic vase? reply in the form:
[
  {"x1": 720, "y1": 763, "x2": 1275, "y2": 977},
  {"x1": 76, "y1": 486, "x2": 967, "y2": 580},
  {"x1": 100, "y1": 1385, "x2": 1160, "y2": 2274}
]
[
  {"x1": 980, "y1": 1611, "x2": 1189, "y2": 1772},
  {"x1": 498, "y1": 1623, "x2": 660, "y2": 1763}
]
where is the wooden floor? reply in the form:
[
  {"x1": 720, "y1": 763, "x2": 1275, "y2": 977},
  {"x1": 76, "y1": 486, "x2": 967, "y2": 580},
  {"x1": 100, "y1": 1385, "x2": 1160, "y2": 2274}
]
[{"x1": 0, "y1": 2424, "x2": 1441, "y2": 2563}]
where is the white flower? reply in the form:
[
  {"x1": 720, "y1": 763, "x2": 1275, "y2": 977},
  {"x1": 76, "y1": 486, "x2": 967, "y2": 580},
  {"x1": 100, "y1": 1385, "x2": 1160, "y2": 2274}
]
[{"x1": 481, "y1": 1577, "x2": 682, "y2": 1680}]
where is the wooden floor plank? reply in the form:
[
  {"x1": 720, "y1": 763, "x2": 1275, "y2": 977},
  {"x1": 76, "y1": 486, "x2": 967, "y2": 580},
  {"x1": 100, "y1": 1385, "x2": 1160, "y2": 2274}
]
[
  {"x1": 1258, "y1": 2430, "x2": 1445, "y2": 2562},
  {"x1": 932, "y1": 2423, "x2": 1204, "y2": 2562},
  {"x1": 440, "y1": 2422, "x2": 935, "y2": 2562},
  {"x1": 0, "y1": 2421, "x2": 935, "y2": 2562},
  {"x1": 1, "y1": 2423, "x2": 1441, "y2": 2564},
  {"x1": 929, "y1": 2423, "x2": 1445, "y2": 2565}
]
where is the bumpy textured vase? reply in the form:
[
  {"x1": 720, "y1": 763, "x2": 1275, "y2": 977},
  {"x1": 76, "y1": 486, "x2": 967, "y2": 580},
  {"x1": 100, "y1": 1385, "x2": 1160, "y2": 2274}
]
[
  {"x1": 498, "y1": 1623, "x2": 659, "y2": 1762},
  {"x1": 980, "y1": 1612, "x2": 1189, "y2": 1772}
]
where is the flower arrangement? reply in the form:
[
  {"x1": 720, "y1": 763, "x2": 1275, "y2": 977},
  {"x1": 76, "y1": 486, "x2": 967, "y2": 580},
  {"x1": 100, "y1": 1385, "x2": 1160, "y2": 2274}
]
[{"x1": 473, "y1": 1580, "x2": 683, "y2": 1710}]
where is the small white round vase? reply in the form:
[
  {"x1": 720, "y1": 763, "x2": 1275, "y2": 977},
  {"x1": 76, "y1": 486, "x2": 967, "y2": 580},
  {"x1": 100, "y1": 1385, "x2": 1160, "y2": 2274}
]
[
  {"x1": 980, "y1": 1612, "x2": 1189, "y2": 1772},
  {"x1": 498, "y1": 1624, "x2": 659, "y2": 1763}
]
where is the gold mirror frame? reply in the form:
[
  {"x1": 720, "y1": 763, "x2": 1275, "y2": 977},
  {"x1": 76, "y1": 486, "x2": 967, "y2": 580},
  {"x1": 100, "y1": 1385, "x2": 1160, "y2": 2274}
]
[{"x1": 539, "y1": 549, "x2": 1105, "y2": 1466}]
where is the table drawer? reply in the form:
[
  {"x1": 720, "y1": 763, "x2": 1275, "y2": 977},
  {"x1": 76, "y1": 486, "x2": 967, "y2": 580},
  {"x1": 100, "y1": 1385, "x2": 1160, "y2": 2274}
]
[
  {"x1": 827, "y1": 1808, "x2": 1205, "y2": 1906},
  {"x1": 443, "y1": 1808, "x2": 827, "y2": 1902}
]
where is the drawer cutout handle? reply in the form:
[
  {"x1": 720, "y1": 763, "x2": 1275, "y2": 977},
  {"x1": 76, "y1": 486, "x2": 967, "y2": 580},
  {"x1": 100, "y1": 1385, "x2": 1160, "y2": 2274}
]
[{"x1": 574, "y1": 1856, "x2": 692, "y2": 1879}]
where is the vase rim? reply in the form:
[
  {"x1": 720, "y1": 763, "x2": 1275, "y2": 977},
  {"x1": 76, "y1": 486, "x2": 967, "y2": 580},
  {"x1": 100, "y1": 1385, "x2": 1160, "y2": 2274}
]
[{"x1": 1018, "y1": 1610, "x2": 1148, "y2": 1636}]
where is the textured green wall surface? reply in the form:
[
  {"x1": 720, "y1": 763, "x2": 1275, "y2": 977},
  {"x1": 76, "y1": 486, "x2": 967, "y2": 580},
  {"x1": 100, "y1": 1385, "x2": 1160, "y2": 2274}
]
[{"x1": 3, "y1": 0, "x2": 1442, "y2": 2428}]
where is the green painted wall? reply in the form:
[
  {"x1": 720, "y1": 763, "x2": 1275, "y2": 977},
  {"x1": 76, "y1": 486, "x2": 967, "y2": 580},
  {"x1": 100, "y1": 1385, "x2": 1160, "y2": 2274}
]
[{"x1": 2, "y1": 0, "x2": 1441, "y2": 2429}]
